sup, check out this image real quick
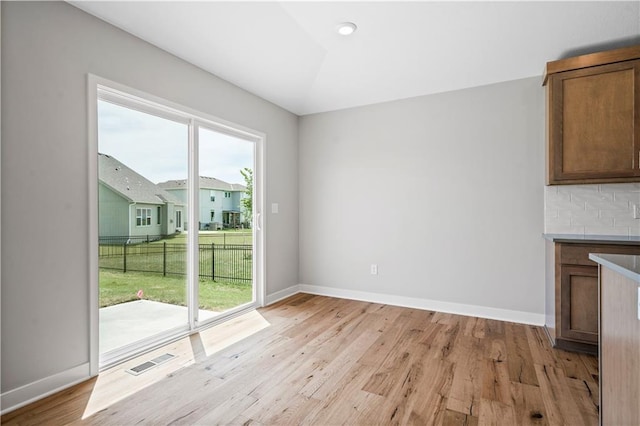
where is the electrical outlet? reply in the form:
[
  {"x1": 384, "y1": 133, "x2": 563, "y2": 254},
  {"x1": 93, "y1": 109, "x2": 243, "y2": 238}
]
[
  {"x1": 370, "y1": 264, "x2": 378, "y2": 275},
  {"x1": 634, "y1": 204, "x2": 640, "y2": 219}
]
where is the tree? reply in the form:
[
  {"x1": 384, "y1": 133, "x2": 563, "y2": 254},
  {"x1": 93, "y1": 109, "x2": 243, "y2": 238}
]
[{"x1": 240, "y1": 168, "x2": 253, "y2": 227}]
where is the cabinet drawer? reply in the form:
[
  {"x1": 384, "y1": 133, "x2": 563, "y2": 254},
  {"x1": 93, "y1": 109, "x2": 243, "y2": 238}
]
[{"x1": 560, "y1": 243, "x2": 640, "y2": 266}]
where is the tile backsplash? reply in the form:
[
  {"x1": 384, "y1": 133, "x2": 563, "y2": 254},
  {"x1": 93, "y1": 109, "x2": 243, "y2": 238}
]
[{"x1": 544, "y1": 183, "x2": 640, "y2": 236}]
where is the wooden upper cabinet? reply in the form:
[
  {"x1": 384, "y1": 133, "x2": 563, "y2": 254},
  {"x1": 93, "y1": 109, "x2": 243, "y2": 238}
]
[{"x1": 544, "y1": 45, "x2": 640, "y2": 184}]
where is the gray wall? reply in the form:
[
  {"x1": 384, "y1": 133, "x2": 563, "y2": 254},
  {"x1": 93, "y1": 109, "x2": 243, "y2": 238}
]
[
  {"x1": 1, "y1": 1, "x2": 298, "y2": 399},
  {"x1": 299, "y1": 77, "x2": 545, "y2": 316}
]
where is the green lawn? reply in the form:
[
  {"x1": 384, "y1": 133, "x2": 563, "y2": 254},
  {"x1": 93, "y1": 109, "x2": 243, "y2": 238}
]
[
  {"x1": 99, "y1": 231, "x2": 253, "y2": 312},
  {"x1": 99, "y1": 269, "x2": 253, "y2": 312},
  {"x1": 152, "y1": 231, "x2": 252, "y2": 246}
]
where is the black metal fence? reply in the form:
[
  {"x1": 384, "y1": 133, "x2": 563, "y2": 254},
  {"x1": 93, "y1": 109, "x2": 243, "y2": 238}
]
[
  {"x1": 99, "y1": 240, "x2": 252, "y2": 283},
  {"x1": 99, "y1": 235, "x2": 165, "y2": 245}
]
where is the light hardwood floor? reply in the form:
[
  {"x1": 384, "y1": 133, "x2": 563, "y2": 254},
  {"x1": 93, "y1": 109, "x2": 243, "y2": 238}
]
[{"x1": 2, "y1": 294, "x2": 599, "y2": 425}]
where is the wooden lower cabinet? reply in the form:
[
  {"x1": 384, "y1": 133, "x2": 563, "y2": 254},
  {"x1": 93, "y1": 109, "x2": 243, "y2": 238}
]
[
  {"x1": 560, "y1": 265, "x2": 598, "y2": 345},
  {"x1": 545, "y1": 241, "x2": 640, "y2": 354}
]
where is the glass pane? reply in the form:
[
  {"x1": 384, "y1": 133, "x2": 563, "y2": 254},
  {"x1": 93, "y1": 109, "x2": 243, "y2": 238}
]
[
  {"x1": 98, "y1": 99, "x2": 189, "y2": 356},
  {"x1": 197, "y1": 127, "x2": 254, "y2": 318}
]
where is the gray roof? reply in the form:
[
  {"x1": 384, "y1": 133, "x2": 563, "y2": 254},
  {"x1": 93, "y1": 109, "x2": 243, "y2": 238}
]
[
  {"x1": 99, "y1": 153, "x2": 183, "y2": 205},
  {"x1": 158, "y1": 176, "x2": 246, "y2": 192}
]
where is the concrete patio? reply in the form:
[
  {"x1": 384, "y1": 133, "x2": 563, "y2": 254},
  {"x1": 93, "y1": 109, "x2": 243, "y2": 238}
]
[{"x1": 100, "y1": 300, "x2": 217, "y2": 353}]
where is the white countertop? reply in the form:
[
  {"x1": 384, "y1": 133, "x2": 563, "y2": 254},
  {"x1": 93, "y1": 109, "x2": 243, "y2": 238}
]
[{"x1": 589, "y1": 254, "x2": 640, "y2": 283}]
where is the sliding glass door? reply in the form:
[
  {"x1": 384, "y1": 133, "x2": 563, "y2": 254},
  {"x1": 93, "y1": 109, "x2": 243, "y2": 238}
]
[
  {"x1": 93, "y1": 80, "x2": 262, "y2": 368},
  {"x1": 98, "y1": 100, "x2": 191, "y2": 360},
  {"x1": 198, "y1": 127, "x2": 255, "y2": 314}
]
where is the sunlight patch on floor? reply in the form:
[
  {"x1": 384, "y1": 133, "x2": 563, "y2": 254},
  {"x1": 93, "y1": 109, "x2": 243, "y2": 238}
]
[{"x1": 82, "y1": 309, "x2": 270, "y2": 419}]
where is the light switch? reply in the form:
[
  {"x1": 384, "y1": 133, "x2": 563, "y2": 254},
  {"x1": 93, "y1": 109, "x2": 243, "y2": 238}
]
[{"x1": 271, "y1": 203, "x2": 279, "y2": 214}]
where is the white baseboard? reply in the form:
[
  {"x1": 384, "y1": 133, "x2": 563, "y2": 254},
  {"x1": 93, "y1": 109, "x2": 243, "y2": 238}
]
[
  {"x1": 295, "y1": 284, "x2": 545, "y2": 326},
  {"x1": 265, "y1": 284, "x2": 301, "y2": 306},
  {"x1": 1, "y1": 363, "x2": 92, "y2": 415}
]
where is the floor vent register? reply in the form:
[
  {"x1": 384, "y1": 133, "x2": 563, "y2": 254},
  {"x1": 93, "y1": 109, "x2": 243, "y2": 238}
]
[{"x1": 125, "y1": 353, "x2": 176, "y2": 376}]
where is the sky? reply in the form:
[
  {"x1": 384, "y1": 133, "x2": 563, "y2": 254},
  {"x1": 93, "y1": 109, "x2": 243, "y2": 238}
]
[{"x1": 98, "y1": 100, "x2": 253, "y2": 185}]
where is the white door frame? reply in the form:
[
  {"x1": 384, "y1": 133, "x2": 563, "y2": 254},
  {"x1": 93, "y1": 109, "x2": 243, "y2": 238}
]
[{"x1": 87, "y1": 74, "x2": 266, "y2": 374}]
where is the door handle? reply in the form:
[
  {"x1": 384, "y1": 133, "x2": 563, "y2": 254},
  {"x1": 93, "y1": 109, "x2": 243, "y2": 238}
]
[{"x1": 256, "y1": 212, "x2": 262, "y2": 231}]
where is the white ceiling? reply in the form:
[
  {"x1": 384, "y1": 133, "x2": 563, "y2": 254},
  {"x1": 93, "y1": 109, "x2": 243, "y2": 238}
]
[{"x1": 70, "y1": 1, "x2": 640, "y2": 116}]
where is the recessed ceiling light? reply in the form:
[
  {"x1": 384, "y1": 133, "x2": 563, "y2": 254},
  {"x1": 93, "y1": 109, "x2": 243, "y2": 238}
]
[{"x1": 337, "y1": 22, "x2": 357, "y2": 36}]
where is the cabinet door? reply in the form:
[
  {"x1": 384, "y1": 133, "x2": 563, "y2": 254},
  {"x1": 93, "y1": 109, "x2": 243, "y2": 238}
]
[
  {"x1": 548, "y1": 59, "x2": 640, "y2": 184},
  {"x1": 560, "y1": 265, "x2": 599, "y2": 344}
]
